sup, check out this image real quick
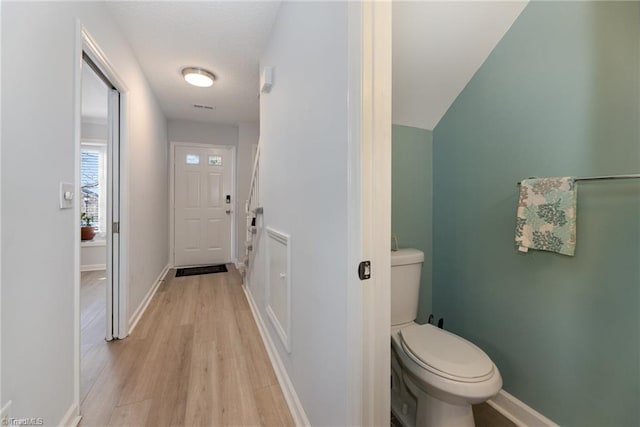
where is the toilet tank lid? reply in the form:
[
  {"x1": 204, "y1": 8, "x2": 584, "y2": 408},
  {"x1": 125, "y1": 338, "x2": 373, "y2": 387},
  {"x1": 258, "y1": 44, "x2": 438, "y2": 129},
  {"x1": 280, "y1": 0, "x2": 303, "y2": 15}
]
[{"x1": 391, "y1": 248, "x2": 424, "y2": 266}]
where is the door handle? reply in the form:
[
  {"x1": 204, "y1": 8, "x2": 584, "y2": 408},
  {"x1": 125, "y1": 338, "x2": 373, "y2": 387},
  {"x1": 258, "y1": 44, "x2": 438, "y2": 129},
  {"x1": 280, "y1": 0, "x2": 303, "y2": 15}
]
[{"x1": 226, "y1": 209, "x2": 232, "y2": 214}]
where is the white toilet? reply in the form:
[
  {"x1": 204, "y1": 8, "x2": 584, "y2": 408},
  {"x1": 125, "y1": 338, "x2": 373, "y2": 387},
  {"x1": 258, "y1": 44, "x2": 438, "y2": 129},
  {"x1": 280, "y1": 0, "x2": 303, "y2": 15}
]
[{"x1": 390, "y1": 249, "x2": 502, "y2": 427}]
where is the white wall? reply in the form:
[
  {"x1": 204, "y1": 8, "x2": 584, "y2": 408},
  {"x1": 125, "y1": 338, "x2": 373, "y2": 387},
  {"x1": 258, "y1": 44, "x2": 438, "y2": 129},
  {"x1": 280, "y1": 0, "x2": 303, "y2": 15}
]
[
  {"x1": 81, "y1": 120, "x2": 107, "y2": 140},
  {"x1": 1, "y1": 2, "x2": 168, "y2": 424},
  {"x1": 248, "y1": 3, "x2": 351, "y2": 425},
  {"x1": 167, "y1": 119, "x2": 238, "y2": 146},
  {"x1": 392, "y1": 1, "x2": 527, "y2": 130},
  {"x1": 80, "y1": 243, "x2": 106, "y2": 271},
  {"x1": 237, "y1": 122, "x2": 259, "y2": 261}
]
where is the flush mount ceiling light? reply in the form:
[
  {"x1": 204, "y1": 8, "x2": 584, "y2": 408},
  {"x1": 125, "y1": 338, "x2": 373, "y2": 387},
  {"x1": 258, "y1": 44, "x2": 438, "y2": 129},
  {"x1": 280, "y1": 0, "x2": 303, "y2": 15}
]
[{"x1": 182, "y1": 67, "x2": 216, "y2": 88}]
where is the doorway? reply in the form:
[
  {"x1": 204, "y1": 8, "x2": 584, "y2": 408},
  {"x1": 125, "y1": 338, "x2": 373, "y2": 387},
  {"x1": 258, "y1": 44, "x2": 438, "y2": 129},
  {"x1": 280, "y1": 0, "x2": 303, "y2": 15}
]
[
  {"x1": 171, "y1": 143, "x2": 236, "y2": 267},
  {"x1": 78, "y1": 52, "x2": 122, "y2": 402}
]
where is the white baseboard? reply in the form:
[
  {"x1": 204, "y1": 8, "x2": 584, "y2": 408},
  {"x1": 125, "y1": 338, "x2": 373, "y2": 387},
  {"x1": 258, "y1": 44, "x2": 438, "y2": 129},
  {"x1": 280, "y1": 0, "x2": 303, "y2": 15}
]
[
  {"x1": 243, "y1": 285, "x2": 311, "y2": 427},
  {"x1": 128, "y1": 263, "x2": 170, "y2": 335},
  {"x1": 488, "y1": 389, "x2": 558, "y2": 427},
  {"x1": 80, "y1": 263, "x2": 106, "y2": 272},
  {"x1": 58, "y1": 403, "x2": 81, "y2": 427}
]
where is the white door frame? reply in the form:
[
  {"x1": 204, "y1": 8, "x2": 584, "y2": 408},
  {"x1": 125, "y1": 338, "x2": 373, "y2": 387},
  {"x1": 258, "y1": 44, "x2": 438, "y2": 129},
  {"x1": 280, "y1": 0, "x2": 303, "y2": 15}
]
[
  {"x1": 346, "y1": 1, "x2": 392, "y2": 425},
  {"x1": 169, "y1": 141, "x2": 237, "y2": 267},
  {"x1": 73, "y1": 21, "x2": 130, "y2": 416},
  {"x1": 106, "y1": 87, "x2": 121, "y2": 341}
]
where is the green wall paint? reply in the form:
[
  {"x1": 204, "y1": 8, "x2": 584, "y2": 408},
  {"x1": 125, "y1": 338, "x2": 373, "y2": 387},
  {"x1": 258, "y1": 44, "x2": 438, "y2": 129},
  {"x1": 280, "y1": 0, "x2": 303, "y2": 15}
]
[
  {"x1": 392, "y1": 125, "x2": 433, "y2": 321},
  {"x1": 432, "y1": 2, "x2": 639, "y2": 426}
]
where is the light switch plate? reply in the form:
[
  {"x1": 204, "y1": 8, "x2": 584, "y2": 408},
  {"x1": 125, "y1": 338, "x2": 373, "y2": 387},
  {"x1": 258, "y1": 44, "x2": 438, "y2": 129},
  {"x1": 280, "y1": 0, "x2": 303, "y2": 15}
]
[{"x1": 59, "y1": 182, "x2": 74, "y2": 209}]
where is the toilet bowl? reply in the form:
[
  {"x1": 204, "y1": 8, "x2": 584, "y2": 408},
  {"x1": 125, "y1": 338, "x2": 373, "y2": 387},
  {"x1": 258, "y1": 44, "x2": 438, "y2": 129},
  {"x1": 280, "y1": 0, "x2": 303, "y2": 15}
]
[{"x1": 390, "y1": 249, "x2": 502, "y2": 427}]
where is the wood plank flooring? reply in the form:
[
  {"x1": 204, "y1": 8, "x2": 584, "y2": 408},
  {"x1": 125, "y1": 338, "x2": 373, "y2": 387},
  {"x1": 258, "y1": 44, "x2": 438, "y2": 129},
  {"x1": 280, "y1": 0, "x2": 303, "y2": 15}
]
[
  {"x1": 81, "y1": 267, "x2": 512, "y2": 427},
  {"x1": 80, "y1": 266, "x2": 294, "y2": 427},
  {"x1": 81, "y1": 270, "x2": 108, "y2": 404}
]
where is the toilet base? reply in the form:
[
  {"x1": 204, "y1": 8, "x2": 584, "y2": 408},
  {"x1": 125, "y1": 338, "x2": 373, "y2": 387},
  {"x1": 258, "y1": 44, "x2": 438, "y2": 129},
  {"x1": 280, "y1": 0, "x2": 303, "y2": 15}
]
[
  {"x1": 391, "y1": 389, "x2": 416, "y2": 427},
  {"x1": 392, "y1": 345, "x2": 475, "y2": 427},
  {"x1": 391, "y1": 346, "x2": 417, "y2": 426},
  {"x1": 404, "y1": 374, "x2": 475, "y2": 427}
]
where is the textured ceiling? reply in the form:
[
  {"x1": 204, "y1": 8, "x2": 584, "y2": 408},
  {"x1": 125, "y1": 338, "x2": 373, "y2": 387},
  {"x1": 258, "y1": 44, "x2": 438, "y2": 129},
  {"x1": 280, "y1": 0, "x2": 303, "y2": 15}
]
[
  {"x1": 393, "y1": 1, "x2": 528, "y2": 131},
  {"x1": 105, "y1": 1, "x2": 526, "y2": 129},
  {"x1": 105, "y1": 1, "x2": 281, "y2": 125}
]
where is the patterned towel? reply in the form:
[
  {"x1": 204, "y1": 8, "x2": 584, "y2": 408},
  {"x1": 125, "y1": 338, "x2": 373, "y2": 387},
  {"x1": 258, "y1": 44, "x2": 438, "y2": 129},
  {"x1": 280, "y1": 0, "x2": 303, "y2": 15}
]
[{"x1": 515, "y1": 177, "x2": 577, "y2": 256}]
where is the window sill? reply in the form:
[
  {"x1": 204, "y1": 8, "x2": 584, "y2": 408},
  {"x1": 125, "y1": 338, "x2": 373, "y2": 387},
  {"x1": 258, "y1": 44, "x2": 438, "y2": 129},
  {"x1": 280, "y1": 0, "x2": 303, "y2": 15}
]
[{"x1": 81, "y1": 238, "x2": 106, "y2": 248}]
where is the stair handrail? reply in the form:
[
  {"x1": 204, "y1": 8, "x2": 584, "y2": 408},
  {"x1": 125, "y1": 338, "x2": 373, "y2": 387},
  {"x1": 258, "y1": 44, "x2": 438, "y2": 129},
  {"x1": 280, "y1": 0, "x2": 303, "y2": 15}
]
[{"x1": 242, "y1": 142, "x2": 261, "y2": 279}]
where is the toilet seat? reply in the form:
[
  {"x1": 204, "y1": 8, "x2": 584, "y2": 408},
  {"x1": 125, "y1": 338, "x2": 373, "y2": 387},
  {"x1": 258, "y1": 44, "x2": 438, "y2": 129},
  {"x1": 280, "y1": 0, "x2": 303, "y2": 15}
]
[{"x1": 399, "y1": 324, "x2": 495, "y2": 383}]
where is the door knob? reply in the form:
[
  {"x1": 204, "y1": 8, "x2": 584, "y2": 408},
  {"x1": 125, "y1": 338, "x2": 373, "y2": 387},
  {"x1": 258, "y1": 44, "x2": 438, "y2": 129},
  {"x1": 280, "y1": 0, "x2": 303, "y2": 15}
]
[{"x1": 226, "y1": 209, "x2": 232, "y2": 214}]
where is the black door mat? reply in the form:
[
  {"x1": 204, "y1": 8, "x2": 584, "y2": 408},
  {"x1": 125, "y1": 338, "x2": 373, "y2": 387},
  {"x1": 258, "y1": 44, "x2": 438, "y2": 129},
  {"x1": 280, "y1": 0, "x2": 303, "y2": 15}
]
[{"x1": 175, "y1": 264, "x2": 228, "y2": 277}]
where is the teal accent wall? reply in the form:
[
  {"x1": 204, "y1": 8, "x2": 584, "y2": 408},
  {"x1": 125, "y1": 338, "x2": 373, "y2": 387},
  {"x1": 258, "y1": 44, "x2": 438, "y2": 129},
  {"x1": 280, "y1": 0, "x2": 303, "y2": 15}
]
[
  {"x1": 432, "y1": 2, "x2": 639, "y2": 426},
  {"x1": 392, "y1": 125, "x2": 433, "y2": 321}
]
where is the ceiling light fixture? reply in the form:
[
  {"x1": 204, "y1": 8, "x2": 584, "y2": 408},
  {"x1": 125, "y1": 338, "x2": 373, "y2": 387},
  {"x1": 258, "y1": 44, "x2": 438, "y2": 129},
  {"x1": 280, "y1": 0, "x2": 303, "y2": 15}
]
[{"x1": 182, "y1": 67, "x2": 216, "y2": 88}]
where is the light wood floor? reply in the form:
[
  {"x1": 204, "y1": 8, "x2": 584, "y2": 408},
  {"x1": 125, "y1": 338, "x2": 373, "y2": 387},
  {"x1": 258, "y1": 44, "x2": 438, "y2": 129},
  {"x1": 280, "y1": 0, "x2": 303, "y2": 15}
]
[
  {"x1": 81, "y1": 270, "x2": 108, "y2": 404},
  {"x1": 80, "y1": 266, "x2": 294, "y2": 427},
  {"x1": 81, "y1": 268, "x2": 511, "y2": 427}
]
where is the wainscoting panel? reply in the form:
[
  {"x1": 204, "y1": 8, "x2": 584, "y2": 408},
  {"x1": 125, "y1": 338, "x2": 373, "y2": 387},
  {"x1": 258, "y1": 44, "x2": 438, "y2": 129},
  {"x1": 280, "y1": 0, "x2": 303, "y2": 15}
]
[{"x1": 266, "y1": 227, "x2": 291, "y2": 353}]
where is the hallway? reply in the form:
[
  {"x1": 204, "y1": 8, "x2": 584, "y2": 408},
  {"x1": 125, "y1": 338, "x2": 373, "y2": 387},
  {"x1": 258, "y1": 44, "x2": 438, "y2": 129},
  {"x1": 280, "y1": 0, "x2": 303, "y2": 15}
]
[{"x1": 80, "y1": 267, "x2": 294, "y2": 426}]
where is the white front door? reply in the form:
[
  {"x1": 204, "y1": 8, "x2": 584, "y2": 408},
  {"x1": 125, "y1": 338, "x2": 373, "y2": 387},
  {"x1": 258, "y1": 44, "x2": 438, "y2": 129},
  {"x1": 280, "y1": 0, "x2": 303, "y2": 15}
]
[{"x1": 174, "y1": 145, "x2": 233, "y2": 267}]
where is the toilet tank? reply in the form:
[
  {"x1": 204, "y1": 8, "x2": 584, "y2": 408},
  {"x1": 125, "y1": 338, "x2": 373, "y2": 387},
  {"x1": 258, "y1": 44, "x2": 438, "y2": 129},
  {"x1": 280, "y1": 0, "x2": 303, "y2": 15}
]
[{"x1": 391, "y1": 248, "x2": 424, "y2": 326}]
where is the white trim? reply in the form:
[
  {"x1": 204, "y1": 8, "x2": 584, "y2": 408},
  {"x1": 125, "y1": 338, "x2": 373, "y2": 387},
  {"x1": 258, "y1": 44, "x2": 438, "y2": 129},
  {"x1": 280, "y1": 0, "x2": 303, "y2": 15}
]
[
  {"x1": 80, "y1": 264, "x2": 106, "y2": 272},
  {"x1": 265, "y1": 227, "x2": 291, "y2": 353},
  {"x1": 58, "y1": 402, "x2": 81, "y2": 427},
  {"x1": 106, "y1": 88, "x2": 119, "y2": 340},
  {"x1": 230, "y1": 144, "x2": 238, "y2": 265},
  {"x1": 80, "y1": 138, "x2": 107, "y2": 146},
  {"x1": 81, "y1": 24, "x2": 130, "y2": 341},
  {"x1": 81, "y1": 239, "x2": 106, "y2": 248},
  {"x1": 360, "y1": 2, "x2": 393, "y2": 426},
  {"x1": 265, "y1": 306, "x2": 289, "y2": 353},
  {"x1": 74, "y1": 21, "x2": 131, "y2": 415},
  {"x1": 72, "y1": 19, "x2": 83, "y2": 420},
  {"x1": 243, "y1": 285, "x2": 310, "y2": 427},
  {"x1": 80, "y1": 140, "x2": 108, "y2": 234},
  {"x1": 116, "y1": 90, "x2": 130, "y2": 341},
  {"x1": 81, "y1": 28, "x2": 129, "y2": 92},
  {"x1": 128, "y1": 264, "x2": 170, "y2": 335},
  {"x1": 169, "y1": 141, "x2": 237, "y2": 268},
  {"x1": 488, "y1": 390, "x2": 559, "y2": 427}
]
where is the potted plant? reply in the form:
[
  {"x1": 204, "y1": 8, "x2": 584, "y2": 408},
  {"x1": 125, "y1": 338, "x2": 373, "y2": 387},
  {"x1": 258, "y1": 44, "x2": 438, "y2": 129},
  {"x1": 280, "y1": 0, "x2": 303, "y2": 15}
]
[{"x1": 81, "y1": 212, "x2": 96, "y2": 241}]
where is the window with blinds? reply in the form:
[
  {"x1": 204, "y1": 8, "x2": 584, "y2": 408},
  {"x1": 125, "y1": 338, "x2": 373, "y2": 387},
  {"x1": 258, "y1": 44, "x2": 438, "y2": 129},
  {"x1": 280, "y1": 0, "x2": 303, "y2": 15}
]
[{"x1": 81, "y1": 143, "x2": 107, "y2": 233}]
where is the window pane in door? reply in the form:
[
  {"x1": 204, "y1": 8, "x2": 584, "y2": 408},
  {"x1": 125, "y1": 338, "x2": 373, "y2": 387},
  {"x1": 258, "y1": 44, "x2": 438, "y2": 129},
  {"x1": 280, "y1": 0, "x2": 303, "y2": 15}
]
[
  {"x1": 209, "y1": 155, "x2": 223, "y2": 166},
  {"x1": 186, "y1": 154, "x2": 200, "y2": 165}
]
